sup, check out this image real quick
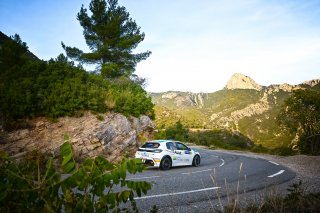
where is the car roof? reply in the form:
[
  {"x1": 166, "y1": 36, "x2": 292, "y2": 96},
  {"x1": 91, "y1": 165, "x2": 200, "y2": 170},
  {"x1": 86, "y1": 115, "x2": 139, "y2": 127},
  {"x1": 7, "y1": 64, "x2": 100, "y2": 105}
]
[{"x1": 146, "y1": 140, "x2": 180, "y2": 143}]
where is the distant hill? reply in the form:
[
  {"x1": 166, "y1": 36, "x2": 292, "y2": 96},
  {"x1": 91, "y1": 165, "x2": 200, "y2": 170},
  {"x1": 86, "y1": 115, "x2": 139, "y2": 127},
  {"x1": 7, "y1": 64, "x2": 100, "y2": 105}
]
[
  {"x1": 0, "y1": 31, "x2": 39, "y2": 60},
  {"x1": 150, "y1": 74, "x2": 320, "y2": 148}
]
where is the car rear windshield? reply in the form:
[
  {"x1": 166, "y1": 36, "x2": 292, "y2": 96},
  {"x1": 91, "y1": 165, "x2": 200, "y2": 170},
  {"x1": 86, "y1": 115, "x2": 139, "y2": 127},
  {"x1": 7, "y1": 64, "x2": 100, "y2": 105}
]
[{"x1": 141, "y1": 143, "x2": 160, "y2": 149}]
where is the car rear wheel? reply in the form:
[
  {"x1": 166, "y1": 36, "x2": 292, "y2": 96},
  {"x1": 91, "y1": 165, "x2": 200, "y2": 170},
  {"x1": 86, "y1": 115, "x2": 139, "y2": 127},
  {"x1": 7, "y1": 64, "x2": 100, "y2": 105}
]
[
  {"x1": 192, "y1": 155, "x2": 201, "y2": 167},
  {"x1": 160, "y1": 157, "x2": 172, "y2": 170}
]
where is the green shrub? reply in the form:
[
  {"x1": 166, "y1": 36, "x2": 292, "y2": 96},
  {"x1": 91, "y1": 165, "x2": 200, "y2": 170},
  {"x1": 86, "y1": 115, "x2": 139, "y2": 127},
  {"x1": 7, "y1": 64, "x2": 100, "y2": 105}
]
[
  {"x1": 0, "y1": 136, "x2": 152, "y2": 212},
  {"x1": 245, "y1": 181, "x2": 320, "y2": 213},
  {"x1": 270, "y1": 146, "x2": 296, "y2": 156},
  {"x1": 109, "y1": 77, "x2": 155, "y2": 119},
  {"x1": 96, "y1": 114, "x2": 105, "y2": 121},
  {"x1": 155, "y1": 120, "x2": 189, "y2": 141},
  {"x1": 0, "y1": 35, "x2": 154, "y2": 129},
  {"x1": 155, "y1": 122, "x2": 253, "y2": 150}
]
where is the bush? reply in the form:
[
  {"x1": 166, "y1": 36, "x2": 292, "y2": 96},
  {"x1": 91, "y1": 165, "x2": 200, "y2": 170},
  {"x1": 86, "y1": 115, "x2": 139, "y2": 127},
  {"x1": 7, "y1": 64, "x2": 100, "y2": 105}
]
[
  {"x1": 109, "y1": 77, "x2": 155, "y2": 119},
  {"x1": 277, "y1": 89, "x2": 320, "y2": 155},
  {"x1": 0, "y1": 35, "x2": 155, "y2": 129},
  {"x1": 245, "y1": 181, "x2": 320, "y2": 213},
  {"x1": 155, "y1": 121, "x2": 189, "y2": 141},
  {"x1": 0, "y1": 136, "x2": 152, "y2": 212},
  {"x1": 155, "y1": 121, "x2": 253, "y2": 150}
]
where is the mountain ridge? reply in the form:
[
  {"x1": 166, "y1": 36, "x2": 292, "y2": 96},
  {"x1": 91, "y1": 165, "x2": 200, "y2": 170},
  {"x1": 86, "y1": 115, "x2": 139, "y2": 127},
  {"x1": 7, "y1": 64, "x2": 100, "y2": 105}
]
[{"x1": 150, "y1": 73, "x2": 320, "y2": 148}]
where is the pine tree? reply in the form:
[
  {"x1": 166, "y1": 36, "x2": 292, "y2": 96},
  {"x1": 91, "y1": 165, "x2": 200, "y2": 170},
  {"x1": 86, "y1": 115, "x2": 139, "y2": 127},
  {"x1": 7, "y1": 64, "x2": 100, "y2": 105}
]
[{"x1": 62, "y1": 0, "x2": 151, "y2": 78}]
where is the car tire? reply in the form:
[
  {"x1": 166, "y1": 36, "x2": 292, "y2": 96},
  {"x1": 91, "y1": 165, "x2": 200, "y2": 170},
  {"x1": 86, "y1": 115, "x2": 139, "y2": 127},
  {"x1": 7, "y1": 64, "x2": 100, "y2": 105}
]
[
  {"x1": 160, "y1": 157, "x2": 172, "y2": 170},
  {"x1": 192, "y1": 155, "x2": 201, "y2": 167}
]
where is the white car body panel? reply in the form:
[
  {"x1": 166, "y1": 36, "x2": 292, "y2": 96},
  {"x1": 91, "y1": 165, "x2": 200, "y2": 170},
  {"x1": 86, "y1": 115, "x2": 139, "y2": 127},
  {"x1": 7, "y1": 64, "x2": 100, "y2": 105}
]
[{"x1": 135, "y1": 140, "x2": 200, "y2": 169}]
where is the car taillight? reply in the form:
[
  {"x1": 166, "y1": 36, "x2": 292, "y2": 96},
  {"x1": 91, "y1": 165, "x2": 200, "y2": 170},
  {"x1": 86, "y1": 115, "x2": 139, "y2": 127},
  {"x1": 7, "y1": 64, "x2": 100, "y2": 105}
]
[{"x1": 153, "y1": 149, "x2": 163, "y2": 153}]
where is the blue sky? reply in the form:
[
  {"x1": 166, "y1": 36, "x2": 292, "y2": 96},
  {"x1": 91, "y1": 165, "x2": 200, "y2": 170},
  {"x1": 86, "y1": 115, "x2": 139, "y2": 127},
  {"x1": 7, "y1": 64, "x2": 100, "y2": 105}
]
[{"x1": 1, "y1": 0, "x2": 320, "y2": 92}]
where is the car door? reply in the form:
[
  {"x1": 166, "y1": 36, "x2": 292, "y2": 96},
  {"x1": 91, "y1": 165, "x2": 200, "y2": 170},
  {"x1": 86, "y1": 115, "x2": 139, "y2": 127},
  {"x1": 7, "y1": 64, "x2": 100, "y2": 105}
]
[
  {"x1": 165, "y1": 142, "x2": 178, "y2": 166},
  {"x1": 175, "y1": 142, "x2": 194, "y2": 166}
]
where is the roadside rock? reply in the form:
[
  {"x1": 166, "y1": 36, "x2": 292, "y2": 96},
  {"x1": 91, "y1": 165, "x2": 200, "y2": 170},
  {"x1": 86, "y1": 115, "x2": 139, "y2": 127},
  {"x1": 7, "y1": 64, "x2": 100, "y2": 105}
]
[{"x1": 0, "y1": 112, "x2": 155, "y2": 163}]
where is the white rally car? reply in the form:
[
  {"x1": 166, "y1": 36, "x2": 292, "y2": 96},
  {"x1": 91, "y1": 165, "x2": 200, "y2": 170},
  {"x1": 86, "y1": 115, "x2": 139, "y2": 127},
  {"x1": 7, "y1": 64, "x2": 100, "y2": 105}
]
[{"x1": 135, "y1": 140, "x2": 201, "y2": 170}]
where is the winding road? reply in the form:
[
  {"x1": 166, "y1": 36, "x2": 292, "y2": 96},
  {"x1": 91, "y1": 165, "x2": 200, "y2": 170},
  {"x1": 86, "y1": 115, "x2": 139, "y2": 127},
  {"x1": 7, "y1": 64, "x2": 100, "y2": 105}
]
[{"x1": 126, "y1": 148, "x2": 296, "y2": 212}]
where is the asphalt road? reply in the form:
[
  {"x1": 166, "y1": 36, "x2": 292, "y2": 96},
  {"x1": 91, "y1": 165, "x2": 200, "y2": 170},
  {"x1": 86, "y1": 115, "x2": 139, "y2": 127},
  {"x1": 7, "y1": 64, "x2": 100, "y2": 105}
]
[{"x1": 126, "y1": 148, "x2": 296, "y2": 212}]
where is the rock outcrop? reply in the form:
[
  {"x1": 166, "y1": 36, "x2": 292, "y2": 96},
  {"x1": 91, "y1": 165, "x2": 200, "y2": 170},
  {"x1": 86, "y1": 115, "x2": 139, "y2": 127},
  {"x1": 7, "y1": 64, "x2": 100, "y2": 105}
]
[
  {"x1": 225, "y1": 73, "x2": 263, "y2": 91},
  {"x1": 0, "y1": 112, "x2": 154, "y2": 162},
  {"x1": 269, "y1": 83, "x2": 302, "y2": 92},
  {"x1": 157, "y1": 91, "x2": 207, "y2": 108},
  {"x1": 303, "y1": 79, "x2": 320, "y2": 87},
  {"x1": 211, "y1": 92, "x2": 270, "y2": 130}
]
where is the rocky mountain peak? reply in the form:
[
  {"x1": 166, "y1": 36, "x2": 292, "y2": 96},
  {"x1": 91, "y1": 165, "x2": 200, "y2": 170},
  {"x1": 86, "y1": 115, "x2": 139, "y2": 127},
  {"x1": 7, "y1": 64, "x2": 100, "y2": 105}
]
[{"x1": 225, "y1": 73, "x2": 262, "y2": 91}]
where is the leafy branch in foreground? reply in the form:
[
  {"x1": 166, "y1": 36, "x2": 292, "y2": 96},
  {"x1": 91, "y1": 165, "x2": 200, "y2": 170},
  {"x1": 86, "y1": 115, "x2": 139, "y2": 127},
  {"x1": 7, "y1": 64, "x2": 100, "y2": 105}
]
[{"x1": 0, "y1": 137, "x2": 151, "y2": 212}]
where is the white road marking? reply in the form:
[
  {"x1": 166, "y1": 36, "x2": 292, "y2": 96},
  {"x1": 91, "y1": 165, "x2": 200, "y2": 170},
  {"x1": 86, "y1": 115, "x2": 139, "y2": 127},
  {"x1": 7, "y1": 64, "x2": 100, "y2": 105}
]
[
  {"x1": 134, "y1": 187, "x2": 221, "y2": 200},
  {"x1": 219, "y1": 158, "x2": 225, "y2": 167},
  {"x1": 181, "y1": 169, "x2": 212, "y2": 175},
  {"x1": 269, "y1": 161, "x2": 280, "y2": 166},
  {"x1": 127, "y1": 175, "x2": 161, "y2": 180},
  {"x1": 268, "y1": 170, "x2": 285, "y2": 178}
]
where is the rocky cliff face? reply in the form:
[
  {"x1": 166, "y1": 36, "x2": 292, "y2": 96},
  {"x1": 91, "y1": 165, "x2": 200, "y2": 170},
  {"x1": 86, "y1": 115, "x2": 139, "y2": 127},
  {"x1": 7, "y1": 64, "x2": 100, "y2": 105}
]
[
  {"x1": 224, "y1": 73, "x2": 263, "y2": 91},
  {"x1": 211, "y1": 92, "x2": 270, "y2": 130},
  {"x1": 0, "y1": 112, "x2": 154, "y2": 162},
  {"x1": 153, "y1": 91, "x2": 207, "y2": 109}
]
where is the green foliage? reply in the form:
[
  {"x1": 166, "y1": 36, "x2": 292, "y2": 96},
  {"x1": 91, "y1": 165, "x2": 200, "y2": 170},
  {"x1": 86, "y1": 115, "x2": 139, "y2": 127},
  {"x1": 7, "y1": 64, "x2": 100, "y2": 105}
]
[
  {"x1": 188, "y1": 129, "x2": 253, "y2": 150},
  {"x1": 0, "y1": 34, "x2": 154, "y2": 129},
  {"x1": 60, "y1": 135, "x2": 77, "y2": 174},
  {"x1": 0, "y1": 139, "x2": 152, "y2": 212},
  {"x1": 155, "y1": 120, "x2": 189, "y2": 141},
  {"x1": 245, "y1": 194, "x2": 320, "y2": 213},
  {"x1": 244, "y1": 181, "x2": 320, "y2": 213},
  {"x1": 269, "y1": 146, "x2": 296, "y2": 156},
  {"x1": 0, "y1": 34, "x2": 43, "y2": 124},
  {"x1": 154, "y1": 105, "x2": 199, "y2": 129},
  {"x1": 250, "y1": 143, "x2": 269, "y2": 153},
  {"x1": 96, "y1": 114, "x2": 105, "y2": 121},
  {"x1": 62, "y1": 0, "x2": 151, "y2": 78},
  {"x1": 278, "y1": 89, "x2": 320, "y2": 154},
  {"x1": 286, "y1": 180, "x2": 303, "y2": 202},
  {"x1": 155, "y1": 121, "x2": 253, "y2": 150},
  {"x1": 109, "y1": 77, "x2": 155, "y2": 119}
]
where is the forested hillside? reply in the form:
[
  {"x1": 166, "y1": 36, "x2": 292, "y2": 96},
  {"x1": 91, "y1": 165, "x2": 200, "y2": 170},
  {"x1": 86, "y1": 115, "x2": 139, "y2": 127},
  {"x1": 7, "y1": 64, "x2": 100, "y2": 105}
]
[{"x1": 151, "y1": 74, "x2": 320, "y2": 152}]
